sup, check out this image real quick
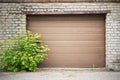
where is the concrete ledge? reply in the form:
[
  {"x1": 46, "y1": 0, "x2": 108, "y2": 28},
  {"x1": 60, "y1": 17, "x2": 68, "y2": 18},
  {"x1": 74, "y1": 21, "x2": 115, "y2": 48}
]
[{"x1": 39, "y1": 68, "x2": 108, "y2": 71}]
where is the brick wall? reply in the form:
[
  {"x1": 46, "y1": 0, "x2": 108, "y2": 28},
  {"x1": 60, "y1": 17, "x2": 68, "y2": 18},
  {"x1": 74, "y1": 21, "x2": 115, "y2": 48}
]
[
  {"x1": 0, "y1": 3, "x2": 120, "y2": 70},
  {"x1": 0, "y1": 0, "x2": 119, "y2": 2}
]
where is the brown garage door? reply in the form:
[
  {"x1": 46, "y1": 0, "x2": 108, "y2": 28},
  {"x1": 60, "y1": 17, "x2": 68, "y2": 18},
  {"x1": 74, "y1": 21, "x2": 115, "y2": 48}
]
[{"x1": 27, "y1": 14, "x2": 105, "y2": 68}]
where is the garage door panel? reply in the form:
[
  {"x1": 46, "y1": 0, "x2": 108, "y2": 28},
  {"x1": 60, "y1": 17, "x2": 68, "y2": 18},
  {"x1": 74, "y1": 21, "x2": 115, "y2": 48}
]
[
  {"x1": 41, "y1": 34, "x2": 104, "y2": 41},
  {"x1": 39, "y1": 54, "x2": 105, "y2": 67},
  {"x1": 28, "y1": 28, "x2": 104, "y2": 34},
  {"x1": 28, "y1": 14, "x2": 105, "y2": 67},
  {"x1": 29, "y1": 15, "x2": 105, "y2": 21},
  {"x1": 48, "y1": 47, "x2": 105, "y2": 54},
  {"x1": 45, "y1": 41, "x2": 105, "y2": 47},
  {"x1": 28, "y1": 21, "x2": 104, "y2": 28}
]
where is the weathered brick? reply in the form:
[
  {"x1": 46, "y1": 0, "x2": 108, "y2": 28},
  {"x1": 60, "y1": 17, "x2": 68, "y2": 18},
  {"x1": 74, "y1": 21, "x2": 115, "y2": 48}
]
[{"x1": 0, "y1": 3, "x2": 120, "y2": 71}]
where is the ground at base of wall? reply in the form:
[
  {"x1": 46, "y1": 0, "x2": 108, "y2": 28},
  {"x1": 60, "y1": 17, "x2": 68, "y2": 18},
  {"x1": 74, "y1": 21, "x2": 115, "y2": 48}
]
[{"x1": 0, "y1": 69, "x2": 120, "y2": 80}]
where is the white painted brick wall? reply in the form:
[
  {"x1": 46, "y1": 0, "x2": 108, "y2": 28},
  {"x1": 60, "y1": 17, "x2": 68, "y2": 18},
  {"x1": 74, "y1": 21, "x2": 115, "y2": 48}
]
[{"x1": 0, "y1": 3, "x2": 120, "y2": 71}]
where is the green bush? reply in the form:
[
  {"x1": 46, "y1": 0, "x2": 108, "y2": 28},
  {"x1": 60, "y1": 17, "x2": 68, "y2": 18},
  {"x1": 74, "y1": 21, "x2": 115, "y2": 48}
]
[{"x1": 0, "y1": 31, "x2": 50, "y2": 72}]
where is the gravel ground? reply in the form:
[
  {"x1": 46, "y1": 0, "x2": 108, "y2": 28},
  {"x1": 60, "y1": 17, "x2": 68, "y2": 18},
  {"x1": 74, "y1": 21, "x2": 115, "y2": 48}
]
[{"x1": 0, "y1": 69, "x2": 120, "y2": 80}]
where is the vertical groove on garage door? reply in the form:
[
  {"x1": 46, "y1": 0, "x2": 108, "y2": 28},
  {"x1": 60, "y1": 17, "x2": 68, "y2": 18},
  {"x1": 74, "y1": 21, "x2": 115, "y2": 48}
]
[{"x1": 27, "y1": 14, "x2": 105, "y2": 68}]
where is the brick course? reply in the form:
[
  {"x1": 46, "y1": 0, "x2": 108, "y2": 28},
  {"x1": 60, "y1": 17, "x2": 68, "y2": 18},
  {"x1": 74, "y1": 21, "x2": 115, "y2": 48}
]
[
  {"x1": 0, "y1": 0, "x2": 119, "y2": 2},
  {"x1": 0, "y1": 3, "x2": 120, "y2": 70}
]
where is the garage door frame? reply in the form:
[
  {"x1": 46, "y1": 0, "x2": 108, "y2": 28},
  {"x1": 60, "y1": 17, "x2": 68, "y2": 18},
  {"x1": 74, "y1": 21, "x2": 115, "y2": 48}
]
[{"x1": 26, "y1": 11, "x2": 109, "y2": 68}]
